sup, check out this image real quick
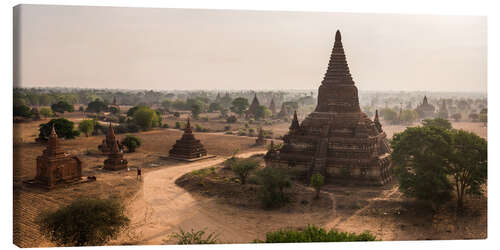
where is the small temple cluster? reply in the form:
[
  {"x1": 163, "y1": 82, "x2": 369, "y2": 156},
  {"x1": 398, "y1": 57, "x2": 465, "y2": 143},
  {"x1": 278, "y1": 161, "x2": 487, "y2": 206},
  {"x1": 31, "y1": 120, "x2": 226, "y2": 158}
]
[
  {"x1": 169, "y1": 119, "x2": 210, "y2": 160},
  {"x1": 415, "y1": 96, "x2": 436, "y2": 119},
  {"x1": 98, "y1": 123, "x2": 123, "y2": 155},
  {"x1": 265, "y1": 30, "x2": 392, "y2": 185},
  {"x1": 35, "y1": 125, "x2": 82, "y2": 189}
]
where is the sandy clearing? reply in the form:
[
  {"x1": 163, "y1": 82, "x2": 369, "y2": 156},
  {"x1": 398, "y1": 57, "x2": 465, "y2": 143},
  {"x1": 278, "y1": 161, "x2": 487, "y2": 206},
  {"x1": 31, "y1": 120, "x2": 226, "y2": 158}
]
[{"x1": 118, "y1": 150, "x2": 336, "y2": 245}]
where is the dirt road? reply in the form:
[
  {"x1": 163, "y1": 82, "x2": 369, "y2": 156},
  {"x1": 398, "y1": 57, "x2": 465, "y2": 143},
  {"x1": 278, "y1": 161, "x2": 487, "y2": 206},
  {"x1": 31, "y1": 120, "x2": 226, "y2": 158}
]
[{"x1": 118, "y1": 151, "x2": 335, "y2": 244}]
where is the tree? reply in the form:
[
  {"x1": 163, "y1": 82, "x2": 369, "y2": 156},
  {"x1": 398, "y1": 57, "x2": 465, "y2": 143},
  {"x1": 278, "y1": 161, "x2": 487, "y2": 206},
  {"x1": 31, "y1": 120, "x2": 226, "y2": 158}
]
[
  {"x1": 51, "y1": 101, "x2": 74, "y2": 113},
  {"x1": 391, "y1": 126, "x2": 453, "y2": 208},
  {"x1": 208, "y1": 102, "x2": 222, "y2": 112},
  {"x1": 190, "y1": 102, "x2": 202, "y2": 119},
  {"x1": 451, "y1": 113, "x2": 462, "y2": 122},
  {"x1": 86, "y1": 99, "x2": 107, "y2": 113},
  {"x1": 133, "y1": 107, "x2": 160, "y2": 130},
  {"x1": 126, "y1": 105, "x2": 147, "y2": 117},
  {"x1": 78, "y1": 119, "x2": 95, "y2": 137},
  {"x1": 40, "y1": 107, "x2": 55, "y2": 118},
  {"x1": 38, "y1": 119, "x2": 80, "y2": 141},
  {"x1": 256, "y1": 167, "x2": 292, "y2": 208},
  {"x1": 449, "y1": 130, "x2": 487, "y2": 211},
  {"x1": 230, "y1": 158, "x2": 259, "y2": 185},
  {"x1": 400, "y1": 110, "x2": 418, "y2": 124},
  {"x1": 422, "y1": 118, "x2": 452, "y2": 130},
  {"x1": 230, "y1": 97, "x2": 249, "y2": 117},
  {"x1": 36, "y1": 198, "x2": 129, "y2": 246},
  {"x1": 469, "y1": 113, "x2": 479, "y2": 122},
  {"x1": 380, "y1": 108, "x2": 398, "y2": 123},
  {"x1": 121, "y1": 135, "x2": 142, "y2": 152},
  {"x1": 13, "y1": 104, "x2": 32, "y2": 118},
  {"x1": 310, "y1": 173, "x2": 325, "y2": 199},
  {"x1": 255, "y1": 105, "x2": 272, "y2": 120}
]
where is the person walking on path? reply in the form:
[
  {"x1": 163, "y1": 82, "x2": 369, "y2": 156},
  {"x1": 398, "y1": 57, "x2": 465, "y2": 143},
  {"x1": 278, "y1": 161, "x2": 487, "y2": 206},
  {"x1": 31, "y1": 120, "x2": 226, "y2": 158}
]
[{"x1": 137, "y1": 167, "x2": 142, "y2": 180}]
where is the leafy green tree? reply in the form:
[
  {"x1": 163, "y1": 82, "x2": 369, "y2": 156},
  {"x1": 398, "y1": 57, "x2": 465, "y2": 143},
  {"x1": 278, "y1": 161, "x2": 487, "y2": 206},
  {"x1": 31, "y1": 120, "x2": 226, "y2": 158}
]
[
  {"x1": 391, "y1": 126, "x2": 453, "y2": 208},
  {"x1": 451, "y1": 113, "x2": 462, "y2": 122},
  {"x1": 122, "y1": 135, "x2": 142, "y2": 152},
  {"x1": 400, "y1": 110, "x2": 418, "y2": 124},
  {"x1": 51, "y1": 101, "x2": 74, "y2": 113},
  {"x1": 422, "y1": 118, "x2": 452, "y2": 130},
  {"x1": 190, "y1": 102, "x2": 202, "y2": 119},
  {"x1": 133, "y1": 107, "x2": 160, "y2": 130},
  {"x1": 255, "y1": 105, "x2": 272, "y2": 120},
  {"x1": 208, "y1": 102, "x2": 222, "y2": 112},
  {"x1": 380, "y1": 108, "x2": 398, "y2": 122},
  {"x1": 38, "y1": 119, "x2": 80, "y2": 141},
  {"x1": 13, "y1": 104, "x2": 32, "y2": 118},
  {"x1": 230, "y1": 97, "x2": 249, "y2": 117},
  {"x1": 310, "y1": 173, "x2": 325, "y2": 199},
  {"x1": 86, "y1": 99, "x2": 107, "y2": 113},
  {"x1": 256, "y1": 167, "x2": 292, "y2": 208},
  {"x1": 78, "y1": 120, "x2": 95, "y2": 137},
  {"x1": 40, "y1": 107, "x2": 55, "y2": 117},
  {"x1": 36, "y1": 198, "x2": 129, "y2": 246},
  {"x1": 230, "y1": 158, "x2": 259, "y2": 185},
  {"x1": 449, "y1": 130, "x2": 487, "y2": 211}
]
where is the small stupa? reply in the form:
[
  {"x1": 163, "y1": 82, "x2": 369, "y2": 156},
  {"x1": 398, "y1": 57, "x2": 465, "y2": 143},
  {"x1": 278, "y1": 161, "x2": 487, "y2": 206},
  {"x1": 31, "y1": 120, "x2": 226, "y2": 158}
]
[
  {"x1": 35, "y1": 125, "x2": 82, "y2": 189},
  {"x1": 169, "y1": 118, "x2": 210, "y2": 160},
  {"x1": 246, "y1": 93, "x2": 260, "y2": 119},
  {"x1": 98, "y1": 123, "x2": 123, "y2": 154},
  {"x1": 255, "y1": 127, "x2": 266, "y2": 145},
  {"x1": 103, "y1": 135, "x2": 128, "y2": 171}
]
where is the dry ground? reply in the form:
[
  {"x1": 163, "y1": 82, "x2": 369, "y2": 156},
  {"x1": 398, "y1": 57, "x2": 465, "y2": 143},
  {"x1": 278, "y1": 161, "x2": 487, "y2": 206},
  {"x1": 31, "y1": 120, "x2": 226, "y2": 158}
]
[{"x1": 13, "y1": 114, "x2": 487, "y2": 247}]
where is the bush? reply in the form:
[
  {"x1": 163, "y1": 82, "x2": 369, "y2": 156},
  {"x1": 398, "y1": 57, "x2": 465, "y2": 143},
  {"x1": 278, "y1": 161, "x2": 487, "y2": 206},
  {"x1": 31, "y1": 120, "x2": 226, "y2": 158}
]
[
  {"x1": 51, "y1": 101, "x2": 74, "y2": 113},
  {"x1": 173, "y1": 112, "x2": 180, "y2": 118},
  {"x1": 133, "y1": 106, "x2": 160, "y2": 130},
  {"x1": 78, "y1": 119, "x2": 95, "y2": 137},
  {"x1": 256, "y1": 167, "x2": 292, "y2": 208},
  {"x1": 114, "y1": 123, "x2": 140, "y2": 134},
  {"x1": 36, "y1": 198, "x2": 129, "y2": 246},
  {"x1": 260, "y1": 225, "x2": 376, "y2": 243},
  {"x1": 310, "y1": 173, "x2": 325, "y2": 199},
  {"x1": 224, "y1": 125, "x2": 232, "y2": 131},
  {"x1": 40, "y1": 107, "x2": 55, "y2": 117},
  {"x1": 121, "y1": 135, "x2": 142, "y2": 152},
  {"x1": 86, "y1": 99, "x2": 107, "y2": 113},
  {"x1": 13, "y1": 104, "x2": 32, "y2": 118},
  {"x1": 175, "y1": 121, "x2": 183, "y2": 129},
  {"x1": 169, "y1": 228, "x2": 219, "y2": 244},
  {"x1": 201, "y1": 116, "x2": 209, "y2": 122},
  {"x1": 230, "y1": 158, "x2": 259, "y2": 185},
  {"x1": 162, "y1": 123, "x2": 170, "y2": 128},
  {"x1": 38, "y1": 118, "x2": 80, "y2": 141},
  {"x1": 226, "y1": 115, "x2": 237, "y2": 123}
]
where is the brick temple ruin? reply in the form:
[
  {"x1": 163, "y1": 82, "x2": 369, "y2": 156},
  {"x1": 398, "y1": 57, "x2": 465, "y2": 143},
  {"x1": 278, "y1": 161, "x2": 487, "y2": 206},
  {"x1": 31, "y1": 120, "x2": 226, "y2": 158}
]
[
  {"x1": 98, "y1": 123, "x2": 123, "y2": 154},
  {"x1": 103, "y1": 124, "x2": 128, "y2": 171},
  {"x1": 265, "y1": 30, "x2": 392, "y2": 185},
  {"x1": 169, "y1": 118, "x2": 213, "y2": 161},
  {"x1": 34, "y1": 125, "x2": 82, "y2": 189},
  {"x1": 246, "y1": 93, "x2": 260, "y2": 119}
]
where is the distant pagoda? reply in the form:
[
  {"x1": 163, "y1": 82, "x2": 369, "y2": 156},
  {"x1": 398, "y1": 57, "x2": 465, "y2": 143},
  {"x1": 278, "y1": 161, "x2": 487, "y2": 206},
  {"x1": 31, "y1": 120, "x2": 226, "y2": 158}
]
[
  {"x1": 98, "y1": 123, "x2": 123, "y2": 155},
  {"x1": 269, "y1": 98, "x2": 277, "y2": 115},
  {"x1": 277, "y1": 102, "x2": 290, "y2": 119},
  {"x1": 169, "y1": 119, "x2": 209, "y2": 160},
  {"x1": 103, "y1": 135, "x2": 128, "y2": 171},
  {"x1": 246, "y1": 93, "x2": 260, "y2": 119},
  {"x1": 265, "y1": 30, "x2": 392, "y2": 185},
  {"x1": 35, "y1": 125, "x2": 82, "y2": 188},
  {"x1": 255, "y1": 127, "x2": 266, "y2": 145},
  {"x1": 415, "y1": 96, "x2": 435, "y2": 119}
]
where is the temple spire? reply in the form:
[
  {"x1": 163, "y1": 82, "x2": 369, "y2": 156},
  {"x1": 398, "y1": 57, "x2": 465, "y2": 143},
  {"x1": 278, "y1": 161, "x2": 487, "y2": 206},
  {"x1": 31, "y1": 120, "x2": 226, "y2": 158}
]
[
  {"x1": 322, "y1": 29, "x2": 354, "y2": 86},
  {"x1": 335, "y1": 29, "x2": 341, "y2": 41},
  {"x1": 290, "y1": 110, "x2": 300, "y2": 131},
  {"x1": 374, "y1": 109, "x2": 380, "y2": 123}
]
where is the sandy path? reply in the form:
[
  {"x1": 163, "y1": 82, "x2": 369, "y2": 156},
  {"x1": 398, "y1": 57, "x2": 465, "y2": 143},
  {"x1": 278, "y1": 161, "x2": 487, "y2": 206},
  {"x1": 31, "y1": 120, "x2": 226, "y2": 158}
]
[{"x1": 119, "y1": 151, "x2": 334, "y2": 245}]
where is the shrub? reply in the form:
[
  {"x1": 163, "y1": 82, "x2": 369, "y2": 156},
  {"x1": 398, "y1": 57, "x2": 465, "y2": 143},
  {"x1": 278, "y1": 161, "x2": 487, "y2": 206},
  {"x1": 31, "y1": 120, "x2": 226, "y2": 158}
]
[
  {"x1": 169, "y1": 228, "x2": 219, "y2": 244},
  {"x1": 86, "y1": 99, "x2": 107, "y2": 113},
  {"x1": 173, "y1": 112, "x2": 180, "y2": 118},
  {"x1": 38, "y1": 118, "x2": 80, "y2": 141},
  {"x1": 310, "y1": 173, "x2": 325, "y2": 199},
  {"x1": 78, "y1": 119, "x2": 95, "y2": 137},
  {"x1": 224, "y1": 125, "x2": 232, "y2": 131},
  {"x1": 248, "y1": 128, "x2": 256, "y2": 137},
  {"x1": 256, "y1": 167, "x2": 292, "y2": 208},
  {"x1": 133, "y1": 107, "x2": 160, "y2": 130},
  {"x1": 226, "y1": 115, "x2": 237, "y2": 123},
  {"x1": 13, "y1": 104, "x2": 32, "y2": 118},
  {"x1": 36, "y1": 198, "x2": 129, "y2": 246},
  {"x1": 40, "y1": 107, "x2": 55, "y2": 118},
  {"x1": 51, "y1": 101, "x2": 74, "y2": 113},
  {"x1": 114, "y1": 123, "x2": 140, "y2": 134},
  {"x1": 175, "y1": 121, "x2": 183, "y2": 129},
  {"x1": 162, "y1": 123, "x2": 170, "y2": 128},
  {"x1": 230, "y1": 158, "x2": 259, "y2": 185},
  {"x1": 260, "y1": 225, "x2": 376, "y2": 243},
  {"x1": 201, "y1": 117, "x2": 209, "y2": 122},
  {"x1": 121, "y1": 135, "x2": 142, "y2": 152}
]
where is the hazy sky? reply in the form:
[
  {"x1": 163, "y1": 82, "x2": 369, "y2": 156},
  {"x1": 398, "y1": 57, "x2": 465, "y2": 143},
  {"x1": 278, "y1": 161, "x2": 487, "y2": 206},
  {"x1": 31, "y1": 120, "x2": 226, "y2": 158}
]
[{"x1": 15, "y1": 4, "x2": 487, "y2": 92}]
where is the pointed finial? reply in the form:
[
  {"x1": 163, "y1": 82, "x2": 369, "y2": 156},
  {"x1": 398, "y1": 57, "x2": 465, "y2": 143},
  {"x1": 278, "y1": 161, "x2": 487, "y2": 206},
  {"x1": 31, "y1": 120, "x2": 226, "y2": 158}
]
[
  {"x1": 186, "y1": 118, "x2": 191, "y2": 129},
  {"x1": 50, "y1": 123, "x2": 57, "y2": 137},
  {"x1": 375, "y1": 109, "x2": 379, "y2": 121},
  {"x1": 293, "y1": 110, "x2": 298, "y2": 120},
  {"x1": 335, "y1": 30, "x2": 341, "y2": 41}
]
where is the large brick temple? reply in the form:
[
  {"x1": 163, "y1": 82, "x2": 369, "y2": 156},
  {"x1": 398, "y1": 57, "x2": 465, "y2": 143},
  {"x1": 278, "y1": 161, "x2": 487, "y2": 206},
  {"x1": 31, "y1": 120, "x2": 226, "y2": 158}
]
[{"x1": 265, "y1": 30, "x2": 392, "y2": 185}]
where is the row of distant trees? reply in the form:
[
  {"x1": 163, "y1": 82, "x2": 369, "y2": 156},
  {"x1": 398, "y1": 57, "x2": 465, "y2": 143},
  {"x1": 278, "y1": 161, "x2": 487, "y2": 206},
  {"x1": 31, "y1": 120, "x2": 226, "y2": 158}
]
[{"x1": 367, "y1": 106, "x2": 487, "y2": 124}]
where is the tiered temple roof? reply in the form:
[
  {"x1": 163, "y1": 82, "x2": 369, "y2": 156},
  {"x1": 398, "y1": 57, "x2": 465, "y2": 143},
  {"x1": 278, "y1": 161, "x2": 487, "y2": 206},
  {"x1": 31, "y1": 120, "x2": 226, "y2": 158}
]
[
  {"x1": 169, "y1": 119, "x2": 208, "y2": 159},
  {"x1": 269, "y1": 98, "x2": 277, "y2": 115},
  {"x1": 415, "y1": 96, "x2": 436, "y2": 119},
  {"x1": 246, "y1": 93, "x2": 260, "y2": 119},
  {"x1": 103, "y1": 132, "x2": 128, "y2": 171},
  {"x1": 35, "y1": 125, "x2": 82, "y2": 188},
  {"x1": 98, "y1": 123, "x2": 123, "y2": 154},
  {"x1": 265, "y1": 30, "x2": 392, "y2": 185}
]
